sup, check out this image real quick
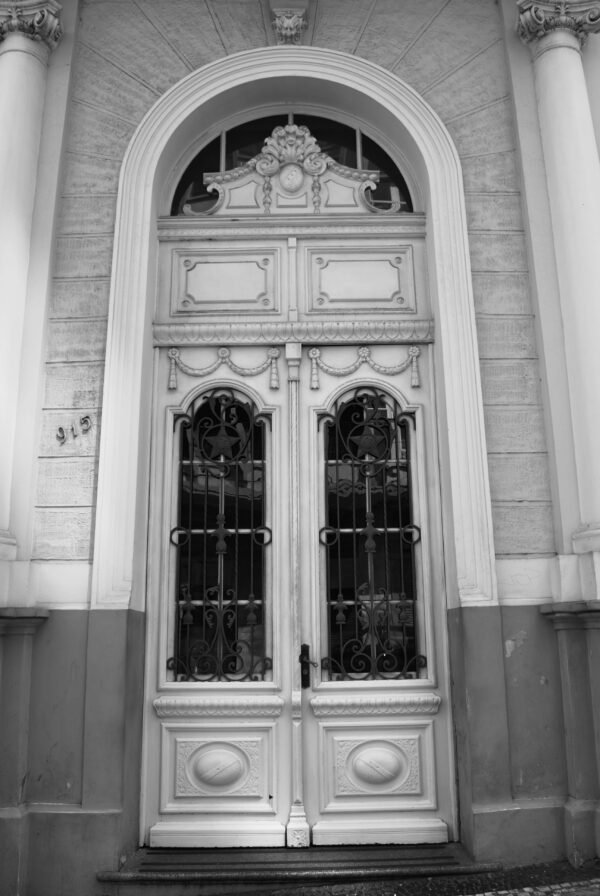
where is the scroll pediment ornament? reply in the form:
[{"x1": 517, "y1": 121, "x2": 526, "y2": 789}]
[
  {"x1": 516, "y1": 1, "x2": 600, "y2": 46},
  {"x1": 0, "y1": 1, "x2": 62, "y2": 49},
  {"x1": 185, "y1": 124, "x2": 399, "y2": 217}
]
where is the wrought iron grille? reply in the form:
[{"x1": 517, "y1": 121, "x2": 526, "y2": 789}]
[
  {"x1": 167, "y1": 390, "x2": 272, "y2": 681},
  {"x1": 319, "y1": 388, "x2": 424, "y2": 680}
]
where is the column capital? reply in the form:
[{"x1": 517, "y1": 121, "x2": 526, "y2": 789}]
[
  {"x1": 517, "y1": 1, "x2": 600, "y2": 47},
  {"x1": 0, "y1": 1, "x2": 62, "y2": 51}
]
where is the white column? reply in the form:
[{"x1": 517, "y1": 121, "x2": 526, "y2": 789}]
[
  {"x1": 517, "y1": 1, "x2": 600, "y2": 556},
  {"x1": 0, "y1": 3, "x2": 62, "y2": 557}
]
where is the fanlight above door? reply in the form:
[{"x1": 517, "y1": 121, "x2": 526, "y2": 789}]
[{"x1": 182, "y1": 124, "x2": 403, "y2": 217}]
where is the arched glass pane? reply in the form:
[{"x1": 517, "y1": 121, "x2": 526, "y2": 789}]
[
  {"x1": 170, "y1": 114, "x2": 413, "y2": 215},
  {"x1": 168, "y1": 390, "x2": 272, "y2": 682},
  {"x1": 320, "y1": 388, "x2": 423, "y2": 681}
]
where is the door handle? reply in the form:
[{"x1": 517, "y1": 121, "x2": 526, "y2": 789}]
[{"x1": 299, "y1": 643, "x2": 317, "y2": 689}]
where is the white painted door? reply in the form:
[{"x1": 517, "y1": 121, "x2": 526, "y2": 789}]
[
  {"x1": 294, "y1": 344, "x2": 453, "y2": 846},
  {"x1": 144, "y1": 340, "x2": 454, "y2": 847}
]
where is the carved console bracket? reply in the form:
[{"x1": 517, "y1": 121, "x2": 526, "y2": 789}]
[
  {"x1": 0, "y1": 1, "x2": 62, "y2": 49},
  {"x1": 309, "y1": 345, "x2": 421, "y2": 390},
  {"x1": 167, "y1": 346, "x2": 280, "y2": 390},
  {"x1": 516, "y1": 0, "x2": 600, "y2": 46},
  {"x1": 269, "y1": 1, "x2": 309, "y2": 44}
]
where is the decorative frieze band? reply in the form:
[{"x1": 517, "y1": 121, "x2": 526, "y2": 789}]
[
  {"x1": 0, "y1": 1, "x2": 62, "y2": 49},
  {"x1": 516, "y1": 1, "x2": 600, "y2": 45},
  {"x1": 154, "y1": 319, "x2": 435, "y2": 347},
  {"x1": 310, "y1": 693, "x2": 441, "y2": 717},
  {"x1": 309, "y1": 345, "x2": 421, "y2": 390},
  {"x1": 167, "y1": 346, "x2": 280, "y2": 390},
  {"x1": 153, "y1": 695, "x2": 285, "y2": 718}
]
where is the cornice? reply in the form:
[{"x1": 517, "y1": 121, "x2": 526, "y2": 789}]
[
  {"x1": 153, "y1": 319, "x2": 435, "y2": 346},
  {"x1": 0, "y1": 1, "x2": 62, "y2": 50},
  {"x1": 517, "y1": 1, "x2": 600, "y2": 46}
]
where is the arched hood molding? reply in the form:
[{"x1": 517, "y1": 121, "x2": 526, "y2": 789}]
[{"x1": 91, "y1": 47, "x2": 497, "y2": 611}]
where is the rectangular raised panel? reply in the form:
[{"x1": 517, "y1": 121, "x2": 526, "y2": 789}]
[
  {"x1": 171, "y1": 246, "x2": 282, "y2": 315},
  {"x1": 311, "y1": 817, "x2": 448, "y2": 846},
  {"x1": 305, "y1": 245, "x2": 416, "y2": 313},
  {"x1": 316, "y1": 720, "x2": 438, "y2": 814},
  {"x1": 159, "y1": 722, "x2": 276, "y2": 814}
]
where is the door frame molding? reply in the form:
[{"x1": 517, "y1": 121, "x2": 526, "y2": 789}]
[{"x1": 91, "y1": 47, "x2": 497, "y2": 616}]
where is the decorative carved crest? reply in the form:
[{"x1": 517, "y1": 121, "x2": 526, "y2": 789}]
[
  {"x1": 185, "y1": 124, "x2": 397, "y2": 217},
  {"x1": 272, "y1": 8, "x2": 307, "y2": 44},
  {"x1": 517, "y1": 0, "x2": 600, "y2": 45},
  {"x1": 0, "y1": 1, "x2": 62, "y2": 49}
]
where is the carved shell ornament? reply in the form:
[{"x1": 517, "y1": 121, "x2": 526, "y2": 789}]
[{"x1": 186, "y1": 124, "x2": 398, "y2": 217}]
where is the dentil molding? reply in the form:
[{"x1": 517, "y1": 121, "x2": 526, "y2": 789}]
[
  {"x1": 517, "y1": 0, "x2": 600, "y2": 45},
  {"x1": 0, "y1": 1, "x2": 62, "y2": 49}
]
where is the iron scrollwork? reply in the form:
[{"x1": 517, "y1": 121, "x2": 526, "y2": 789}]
[
  {"x1": 319, "y1": 388, "x2": 425, "y2": 680},
  {"x1": 167, "y1": 389, "x2": 272, "y2": 682}
]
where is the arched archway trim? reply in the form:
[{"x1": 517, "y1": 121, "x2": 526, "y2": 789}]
[{"x1": 90, "y1": 47, "x2": 497, "y2": 610}]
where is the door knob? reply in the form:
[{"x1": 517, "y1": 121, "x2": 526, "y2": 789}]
[{"x1": 299, "y1": 643, "x2": 317, "y2": 689}]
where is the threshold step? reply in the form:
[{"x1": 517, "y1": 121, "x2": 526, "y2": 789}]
[{"x1": 98, "y1": 844, "x2": 499, "y2": 895}]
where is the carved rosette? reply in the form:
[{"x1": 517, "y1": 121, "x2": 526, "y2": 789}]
[
  {"x1": 0, "y1": 1, "x2": 62, "y2": 49},
  {"x1": 517, "y1": 0, "x2": 600, "y2": 46},
  {"x1": 272, "y1": 8, "x2": 307, "y2": 44}
]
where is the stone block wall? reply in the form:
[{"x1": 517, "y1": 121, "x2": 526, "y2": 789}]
[{"x1": 36, "y1": 0, "x2": 553, "y2": 564}]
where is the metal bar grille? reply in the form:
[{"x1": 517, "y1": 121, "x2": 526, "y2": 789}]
[
  {"x1": 167, "y1": 389, "x2": 272, "y2": 681},
  {"x1": 319, "y1": 388, "x2": 424, "y2": 680}
]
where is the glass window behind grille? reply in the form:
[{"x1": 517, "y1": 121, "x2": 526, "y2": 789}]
[
  {"x1": 168, "y1": 390, "x2": 272, "y2": 682},
  {"x1": 319, "y1": 389, "x2": 424, "y2": 681}
]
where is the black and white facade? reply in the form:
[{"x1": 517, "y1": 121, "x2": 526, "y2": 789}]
[{"x1": 1, "y1": 1, "x2": 600, "y2": 892}]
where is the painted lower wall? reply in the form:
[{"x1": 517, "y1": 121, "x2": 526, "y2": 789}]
[
  {"x1": 2, "y1": 602, "x2": 596, "y2": 894},
  {"x1": 0, "y1": 609, "x2": 145, "y2": 896},
  {"x1": 448, "y1": 605, "x2": 568, "y2": 865}
]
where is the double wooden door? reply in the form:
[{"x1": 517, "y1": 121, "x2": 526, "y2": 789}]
[{"x1": 143, "y1": 340, "x2": 454, "y2": 847}]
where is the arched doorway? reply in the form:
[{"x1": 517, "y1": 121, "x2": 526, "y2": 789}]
[{"x1": 91, "y1": 48, "x2": 496, "y2": 848}]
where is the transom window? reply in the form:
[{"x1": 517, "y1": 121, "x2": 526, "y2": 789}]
[{"x1": 171, "y1": 114, "x2": 413, "y2": 215}]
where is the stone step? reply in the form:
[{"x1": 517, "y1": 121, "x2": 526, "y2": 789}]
[{"x1": 97, "y1": 844, "x2": 499, "y2": 896}]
